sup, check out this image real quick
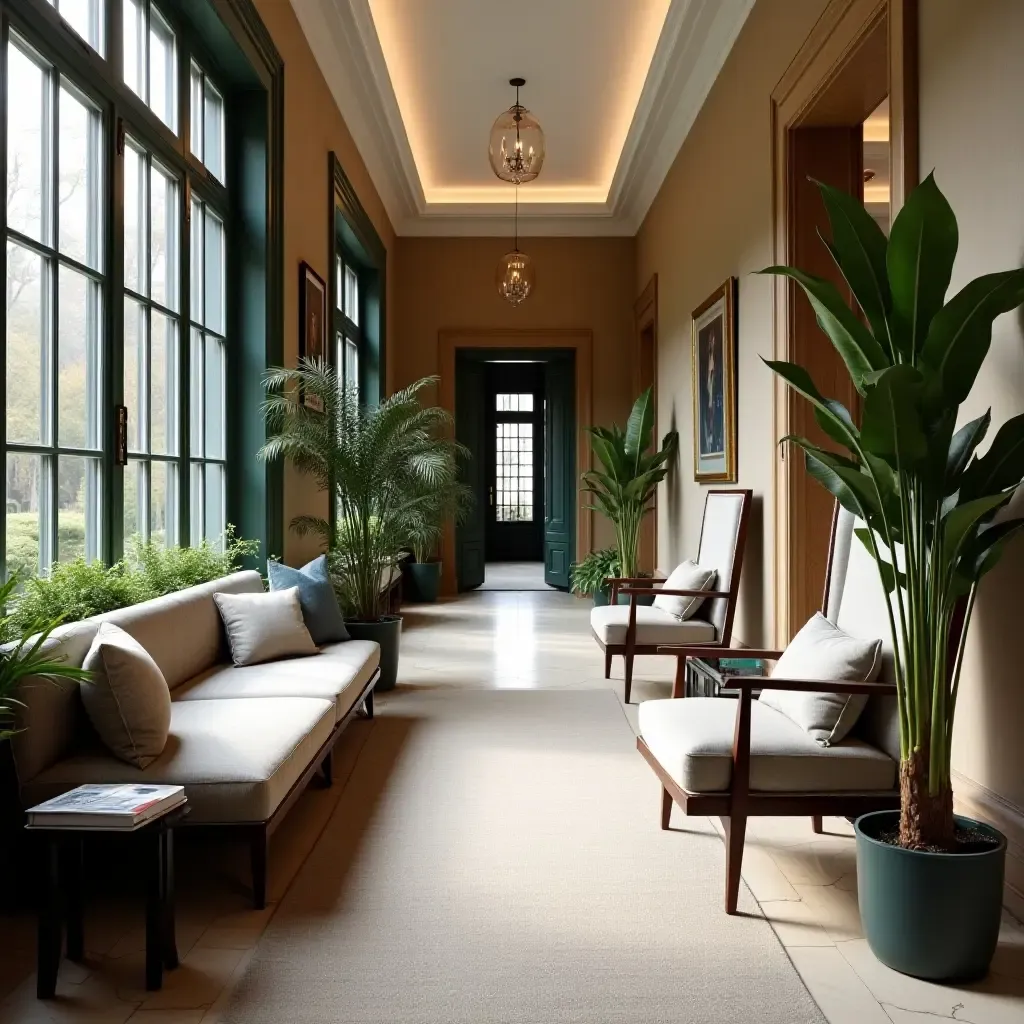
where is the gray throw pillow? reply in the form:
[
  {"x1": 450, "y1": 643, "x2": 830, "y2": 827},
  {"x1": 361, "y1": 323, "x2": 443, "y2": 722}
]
[
  {"x1": 267, "y1": 555, "x2": 349, "y2": 644},
  {"x1": 213, "y1": 587, "x2": 319, "y2": 667},
  {"x1": 759, "y1": 612, "x2": 882, "y2": 746},
  {"x1": 81, "y1": 622, "x2": 171, "y2": 768}
]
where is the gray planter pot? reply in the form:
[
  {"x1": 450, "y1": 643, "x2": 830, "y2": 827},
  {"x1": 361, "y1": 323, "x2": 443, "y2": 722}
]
[
  {"x1": 407, "y1": 562, "x2": 441, "y2": 603},
  {"x1": 855, "y1": 810, "x2": 1006, "y2": 982},
  {"x1": 592, "y1": 582, "x2": 657, "y2": 607},
  {"x1": 345, "y1": 616, "x2": 402, "y2": 692}
]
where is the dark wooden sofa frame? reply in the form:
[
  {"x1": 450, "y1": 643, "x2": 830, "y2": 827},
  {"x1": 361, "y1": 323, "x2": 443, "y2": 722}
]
[{"x1": 594, "y1": 489, "x2": 753, "y2": 704}]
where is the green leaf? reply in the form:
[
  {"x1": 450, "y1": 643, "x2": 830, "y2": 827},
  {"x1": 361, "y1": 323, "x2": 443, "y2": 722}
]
[
  {"x1": 855, "y1": 527, "x2": 906, "y2": 593},
  {"x1": 886, "y1": 172, "x2": 958, "y2": 357},
  {"x1": 945, "y1": 411, "x2": 991, "y2": 492},
  {"x1": 624, "y1": 387, "x2": 655, "y2": 475},
  {"x1": 860, "y1": 365, "x2": 929, "y2": 468},
  {"x1": 960, "y1": 412, "x2": 1024, "y2": 501},
  {"x1": 960, "y1": 518, "x2": 1024, "y2": 579},
  {"x1": 763, "y1": 359, "x2": 861, "y2": 453},
  {"x1": 759, "y1": 267, "x2": 889, "y2": 392},
  {"x1": 942, "y1": 492, "x2": 1013, "y2": 561},
  {"x1": 920, "y1": 270, "x2": 1024, "y2": 407},
  {"x1": 786, "y1": 438, "x2": 879, "y2": 518},
  {"x1": 815, "y1": 180, "x2": 893, "y2": 356}
]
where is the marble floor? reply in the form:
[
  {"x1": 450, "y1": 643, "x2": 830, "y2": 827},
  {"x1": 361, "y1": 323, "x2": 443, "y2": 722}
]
[{"x1": 1, "y1": 588, "x2": 1022, "y2": 1023}]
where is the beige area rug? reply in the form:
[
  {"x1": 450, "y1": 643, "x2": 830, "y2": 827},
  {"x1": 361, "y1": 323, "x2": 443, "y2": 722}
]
[{"x1": 221, "y1": 689, "x2": 825, "y2": 1023}]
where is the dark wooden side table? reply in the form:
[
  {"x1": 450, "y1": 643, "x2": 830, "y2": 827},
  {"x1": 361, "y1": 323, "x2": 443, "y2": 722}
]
[
  {"x1": 29, "y1": 804, "x2": 189, "y2": 999},
  {"x1": 684, "y1": 657, "x2": 766, "y2": 699}
]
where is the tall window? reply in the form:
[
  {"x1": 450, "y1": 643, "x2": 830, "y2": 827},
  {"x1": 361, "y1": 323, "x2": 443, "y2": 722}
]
[
  {"x1": 3, "y1": 0, "x2": 242, "y2": 578},
  {"x1": 334, "y1": 253, "x2": 361, "y2": 398}
]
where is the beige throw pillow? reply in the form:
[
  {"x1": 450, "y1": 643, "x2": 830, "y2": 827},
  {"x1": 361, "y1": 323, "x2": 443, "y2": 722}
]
[
  {"x1": 652, "y1": 561, "x2": 718, "y2": 620},
  {"x1": 759, "y1": 612, "x2": 882, "y2": 746},
  {"x1": 213, "y1": 587, "x2": 319, "y2": 667},
  {"x1": 81, "y1": 623, "x2": 171, "y2": 768}
]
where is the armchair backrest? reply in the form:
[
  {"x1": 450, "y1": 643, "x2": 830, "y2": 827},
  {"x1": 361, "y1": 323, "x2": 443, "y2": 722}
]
[
  {"x1": 695, "y1": 489, "x2": 752, "y2": 643},
  {"x1": 823, "y1": 504, "x2": 901, "y2": 761}
]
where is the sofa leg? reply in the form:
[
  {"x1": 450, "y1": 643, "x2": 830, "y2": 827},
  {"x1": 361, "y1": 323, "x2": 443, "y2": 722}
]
[
  {"x1": 624, "y1": 651, "x2": 635, "y2": 704},
  {"x1": 250, "y1": 829, "x2": 269, "y2": 910},
  {"x1": 320, "y1": 750, "x2": 333, "y2": 787},
  {"x1": 721, "y1": 814, "x2": 747, "y2": 915},
  {"x1": 661, "y1": 788, "x2": 673, "y2": 830},
  {"x1": 811, "y1": 814, "x2": 823, "y2": 835}
]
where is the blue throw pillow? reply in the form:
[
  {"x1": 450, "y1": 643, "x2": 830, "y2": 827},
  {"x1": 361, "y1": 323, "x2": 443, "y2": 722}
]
[{"x1": 267, "y1": 555, "x2": 349, "y2": 645}]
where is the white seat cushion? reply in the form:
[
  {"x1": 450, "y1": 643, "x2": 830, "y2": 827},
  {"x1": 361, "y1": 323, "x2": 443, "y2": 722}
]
[
  {"x1": 638, "y1": 696, "x2": 897, "y2": 793},
  {"x1": 175, "y1": 641, "x2": 380, "y2": 723},
  {"x1": 590, "y1": 605, "x2": 716, "y2": 646},
  {"x1": 21, "y1": 697, "x2": 335, "y2": 823}
]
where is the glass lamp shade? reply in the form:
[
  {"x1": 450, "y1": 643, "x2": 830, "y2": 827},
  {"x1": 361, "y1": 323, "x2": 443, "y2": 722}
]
[
  {"x1": 488, "y1": 105, "x2": 545, "y2": 184},
  {"x1": 496, "y1": 249, "x2": 535, "y2": 306}
]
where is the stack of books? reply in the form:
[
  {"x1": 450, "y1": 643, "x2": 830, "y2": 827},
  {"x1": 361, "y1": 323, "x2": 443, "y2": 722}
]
[
  {"x1": 717, "y1": 656, "x2": 764, "y2": 676},
  {"x1": 26, "y1": 784, "x2": 186, "y2": 830}
]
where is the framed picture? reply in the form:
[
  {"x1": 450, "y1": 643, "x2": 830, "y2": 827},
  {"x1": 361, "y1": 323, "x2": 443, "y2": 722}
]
[
  {"x1": 691, "y1": 278, "x2": 738, "y2": 483},
  {"x1": 299, "y1": 261, "x2": 327, "y2": 410}
]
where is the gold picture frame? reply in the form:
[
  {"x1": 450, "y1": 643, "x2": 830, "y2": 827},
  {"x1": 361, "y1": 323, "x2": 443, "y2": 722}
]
[{"x1": 691, "y1": 278, "x2": 738, "y2": 483}]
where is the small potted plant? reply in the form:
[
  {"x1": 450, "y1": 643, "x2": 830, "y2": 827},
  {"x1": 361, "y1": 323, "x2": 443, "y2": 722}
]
[
  {"x1": 763, "y1": 173, "x2": 1024, "y2": 981},
  {"x1": 261, "y1": 365, "x2": 466, "y2": 688},
  {"x1": 570, "y1": 549, "x2": 656, "y2": 607},
  {"x1": 405, "y1": 474, "x2": 472, "y2": 604}
]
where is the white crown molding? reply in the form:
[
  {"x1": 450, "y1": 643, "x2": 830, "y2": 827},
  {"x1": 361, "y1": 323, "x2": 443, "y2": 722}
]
[{"x1": 290, "y1": 0, "x2": 754, "y2": 237}]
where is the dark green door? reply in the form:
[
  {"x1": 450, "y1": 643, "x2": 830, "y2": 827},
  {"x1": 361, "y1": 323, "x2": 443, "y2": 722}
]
[
  {"x1": 544, "y1": 353, "x2": 575, "y2": 589},
  {"x1": 456, "y1": 355, "x2": 486, "y2": 590}
]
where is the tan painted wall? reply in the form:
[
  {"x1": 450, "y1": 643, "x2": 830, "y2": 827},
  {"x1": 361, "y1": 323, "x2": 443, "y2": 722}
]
[
  {"x1": 635, "y1": 0, "x2": 832, "y2": 646},
  {"x1": 251, "y1": 0, "x2": 396, "y2": 564},
  {"x1": 919, "y1": 0, "x2": 1024, "y2": 815},
  {"x1": 392, "y1": 236, "x2": 637, "y2": 548}
]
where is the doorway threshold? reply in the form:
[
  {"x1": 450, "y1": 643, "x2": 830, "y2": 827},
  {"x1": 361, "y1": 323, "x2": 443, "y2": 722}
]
[{"x1": 479, "y1": 563, "x2": 551, "y2": 591}]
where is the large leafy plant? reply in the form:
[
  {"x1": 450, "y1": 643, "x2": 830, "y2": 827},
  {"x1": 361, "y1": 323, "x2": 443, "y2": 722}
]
[
  {"x1": 260, "y1": 363, "x2": 467, "y2": 621},
  {"x1": 762, "y1": 174, "x2": 1024, "y2": 849},
  {"x1": 569, "y1": 547, "x2": 622, "y2": 597},
  {"x1": 583, "y1": 388, "x2": 678, "y2": 578}
]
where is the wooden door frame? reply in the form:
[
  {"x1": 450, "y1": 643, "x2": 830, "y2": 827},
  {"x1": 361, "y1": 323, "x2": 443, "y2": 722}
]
[
  {"x1": 438, "y1": 328, "x2": 593, "y2": 598},
  {"x1": 771, "y1": 0, "x2": 918, "y2": 646},
  {"x1": 634, "y1": 275, "x2": 658, "y2": 573}
]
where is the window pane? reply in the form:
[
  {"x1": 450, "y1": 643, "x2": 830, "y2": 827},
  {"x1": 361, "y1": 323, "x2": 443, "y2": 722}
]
[
  {"x1": 205, "y1": 335, "x2": 225, "y2": 459},
  {"x1": 57, "y1": 455, "x2": 100, "y2": 562},
  {"x1": 189, "y1": 327, "x2": 203, "y2": 456},
  {"x1": 189, "y1": 195, "x2": 203, "y2": 323},
  {"x1": 149, "y1": 7, "x2": 177, "y2": 132},
  {"x1": 335, "y1": 256, "x2": 343, "y2": 311},
  {"x1": 58, "y1": 265, "x2": 102, "y2": 450},
  {"x1": 150, "y1": 459, "x2": 176, "y2": 547},
  {"x1": 344, "y1": 265, "x2": 358, "y2": 324},
  {"x1": 6, "y1": 242, "x2": 49, "y2": 445},
  {"x1": 55, "y1": 0, "x2": 105, "y2": 57},
  {"x1": 150, "y1": 311, "x2": 177, "y2": 455},
  {"x1": 124, "y1": 297, "x2": 146, "y2": 452},
  {"x1": 124, "y1": 140, "x2": 147, "y2": 294},
  {"x1": 150, "y1": 162, "x2": 178, "y2": 310},
  {"x1": 204, "y1": 462, "x2": 224, "y2": 548},
  {"x1": 189, "y1": 63, "x2": 203, "y2": 159},
  {"x1": 204, "y1": 80, "x2": 225, "y2": 182},
  {"x1": 189, "y1": 461, "x2": 203, "y2": 546},
  {"x1": 345, "y1": 337, "x2": 359, "y2": 394},
  {"x1": 124, "y1": 458, "x2": 143, "y2": 541},
  {"x1": 123, "y1": 0, "x2": 145, "y2": 99},
  {"x1": 58, "y1": 86, "x2": 104, "y2": 270},
  {"x1": 6, "y1": 452, "x2": 44, "y2": 577},
  {"x1": 7, "y1": 42, "x2": 50, "y2": 245},
  {"x1": 204, "y1": 209, "x2": 225, "y2": 333}
]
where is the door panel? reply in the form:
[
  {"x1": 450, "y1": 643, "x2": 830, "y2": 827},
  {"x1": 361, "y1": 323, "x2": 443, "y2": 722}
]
[
  {"x1": 456, "y1": 356, "x2": 486, "y2": 590},
  {"x1": 544, "y1": 354, "x2": 575, "y2": 589}
]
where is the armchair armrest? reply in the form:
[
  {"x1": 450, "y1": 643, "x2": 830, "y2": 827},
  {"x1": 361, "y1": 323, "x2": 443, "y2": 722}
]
[
  {"x1": 730, "y1": 676, "x2": 897, "y2": 696},
  {"x1": 655, "y1": 645, "x2": 785, "y2": 660},
  {"x1": 604, "y1": 575, "x2": 665, "y2": 586},
  {"x1": 619, "y1": 587, "x2": 731, "y2": 598}
]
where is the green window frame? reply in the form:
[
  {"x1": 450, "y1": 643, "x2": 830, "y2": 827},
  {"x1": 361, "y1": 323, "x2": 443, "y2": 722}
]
[{"x1": 1, "y1": 0, "x2": 284, "y2": 577}]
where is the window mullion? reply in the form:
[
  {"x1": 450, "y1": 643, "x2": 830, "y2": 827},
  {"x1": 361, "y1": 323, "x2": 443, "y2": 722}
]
[
  {"x1": 179, "y1": 175, "x2": 191, "y2": 544},
  {"x1": 0, "y1": 16, "x2": 7, "y2": 576}
]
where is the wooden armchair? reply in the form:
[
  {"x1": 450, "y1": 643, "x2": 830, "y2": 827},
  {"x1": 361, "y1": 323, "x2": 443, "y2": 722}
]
[
  {"x1": 637, "y1": 503, "x2": 902, "y2": 913},
  {"x1": 591, "y1": 489, "x2": 752, "y2": 703}
]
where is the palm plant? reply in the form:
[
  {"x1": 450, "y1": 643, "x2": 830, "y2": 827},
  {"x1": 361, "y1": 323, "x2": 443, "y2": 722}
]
[
  {"x1": 0, "y1": 573, "x2": 92, "y2": 740},
  {"x1": 582, "y1": 388, "x2": 678, "y2": 578},
  {"x1": 406, "y1": 473, "x2": 473, "y2": 565},
  {"x1": 762, "y1": 173, "x2": 1024, "y2": 850},
  {"x1": 260, "y1": 362, "x2": 468, "y2": 621}
]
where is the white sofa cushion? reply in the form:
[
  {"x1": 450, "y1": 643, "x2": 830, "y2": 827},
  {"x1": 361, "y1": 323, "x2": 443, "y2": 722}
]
[
  {"x1": 175, "y1": 640, "x2": 380, "y2": 723},
  {"x1": 652, "y1": 561, "x2": 717, "y2": 620},
  {"x1": 21, "y1": 697, "x2": 335, "y2": 823},
  {"x1": 638, "y1": 696, "x2": 896, "y2": 794},
  {"x1": 590, "y1": 605, "x2": 716, "y2": 646},
  {"x1": 759, "y1": 612, "x2": 882, "y2": 746},
  {"x1": 214, "y1": 588, "x2": 319, "y2": 667}
]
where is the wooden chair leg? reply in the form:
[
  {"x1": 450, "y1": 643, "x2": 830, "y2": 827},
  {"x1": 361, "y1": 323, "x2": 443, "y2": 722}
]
[
  {"x1": 811, "y1": 814, "x2": 823, "y2": 834},
  {"x1": 604, "y1": 648, "x2": 612, "y2": 679},
  {"x1": 321, "y1": 749, "x2": 333, "y2": 787},
  {"x1": 661, "y1": 788, "x2": 673, "y2": 830},
  {"x1": 624, "y1": 651, "x2": 635, "y2": 704},
  {"x1": 721, "y1": 813, "x2": 747, "y2": 915},
  {"x1": 250, "y1": 828, "x2": 269, "y2": 910}
]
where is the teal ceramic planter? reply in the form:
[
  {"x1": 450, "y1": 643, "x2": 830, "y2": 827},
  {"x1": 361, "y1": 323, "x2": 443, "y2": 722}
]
[
  {"x1": 855, "y1": 810, "x2": 1006, "y2": 982},
  {"x1": 407, "y1": 562, "x2": 441, "y2": 603},
  {"x1": 345, "y1": 616, "x2": 402, "y2": 692},
  {"x1": 592, "y1": 587, "x2": 656, "y2": 607}
]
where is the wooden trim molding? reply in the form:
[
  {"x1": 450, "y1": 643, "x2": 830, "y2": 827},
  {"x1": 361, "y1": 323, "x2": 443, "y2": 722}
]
[
  {"x1": 436, "y1": 329, "x2": 593, "y2": 598},
  {"x1": 634, "y1": 275, "x2": 658, "y2": 572}
]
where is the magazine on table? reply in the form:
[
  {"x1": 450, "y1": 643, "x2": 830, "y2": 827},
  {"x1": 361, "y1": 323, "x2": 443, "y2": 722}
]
[{"x1": 26, "y1": 784, "x2": 186, "y2": 830}]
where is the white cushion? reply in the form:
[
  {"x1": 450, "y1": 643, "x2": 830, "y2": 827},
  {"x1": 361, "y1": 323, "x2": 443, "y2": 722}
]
[
  {"x1": 213, "y1": 588, "x2": 319, "y2": 667},
  {"x1": 638, "y1": 696, "x2": 896, "y2": 793},
  {"x1": 652, "y1": 561, "x2": 717, "y2": 620},
  {"x1": 759, "y1": 612, "x2": 882, "y2": 746},
  {"x1": 590, "y1": 605, "x2": 716, "y2": 646}
]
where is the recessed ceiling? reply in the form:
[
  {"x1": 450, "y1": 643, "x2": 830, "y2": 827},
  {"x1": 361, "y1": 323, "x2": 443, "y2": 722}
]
[{"x1": 291, "y1": 0, "x2": 757, "y2": 235}]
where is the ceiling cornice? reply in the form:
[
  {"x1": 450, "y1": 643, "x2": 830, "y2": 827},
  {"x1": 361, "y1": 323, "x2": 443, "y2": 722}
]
[{"x1": 290, "y1": 0, "x2": 755, "y2": 237}]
